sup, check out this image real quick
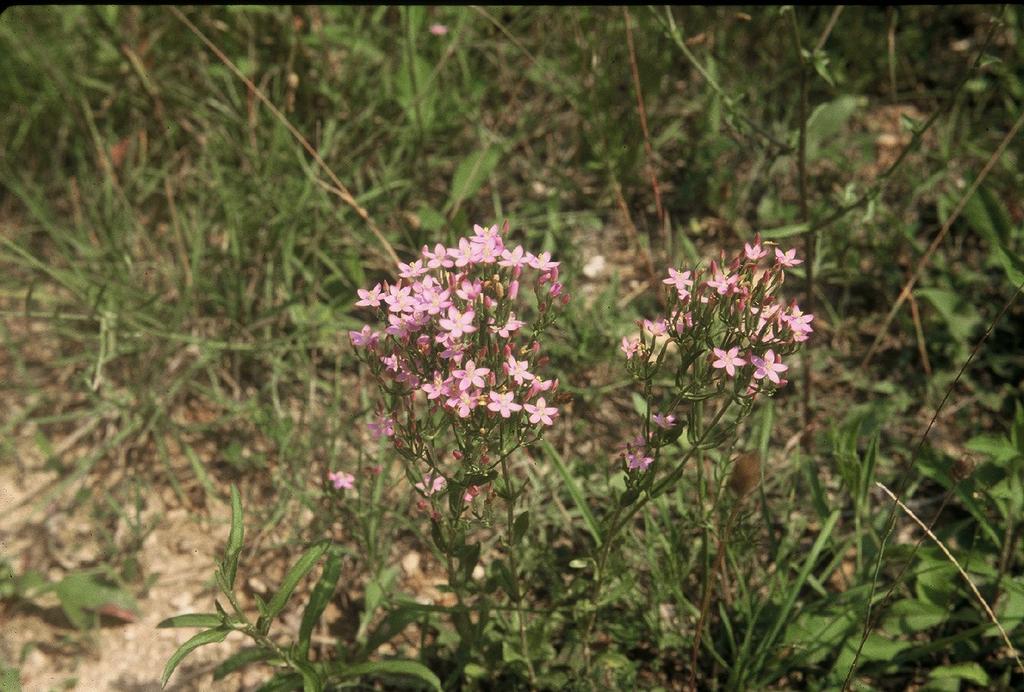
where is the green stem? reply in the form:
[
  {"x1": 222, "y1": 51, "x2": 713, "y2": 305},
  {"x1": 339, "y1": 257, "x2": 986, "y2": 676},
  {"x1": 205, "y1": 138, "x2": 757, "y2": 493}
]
[
  {"x1": 581, "y1": 400, "x2": 734, "y2": 678},
  {"x1": 500, "y1": 455, "x2": 537, "y2": 685}
]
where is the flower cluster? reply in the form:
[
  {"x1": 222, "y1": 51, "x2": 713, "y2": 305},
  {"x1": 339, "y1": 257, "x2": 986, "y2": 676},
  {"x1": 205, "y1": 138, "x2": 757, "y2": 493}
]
[
  {"x1": 349, "y1": 222, "x2": 568, "y2": 504},
  {"x1": 620, "y1": 235, "x2": 813, "y2": 473}
]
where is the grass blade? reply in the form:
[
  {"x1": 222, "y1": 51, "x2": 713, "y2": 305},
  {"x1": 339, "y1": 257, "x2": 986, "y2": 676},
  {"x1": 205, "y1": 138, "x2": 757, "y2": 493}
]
[{"x1": 540, "y1": 439, "x2": 602, "y2": 547}]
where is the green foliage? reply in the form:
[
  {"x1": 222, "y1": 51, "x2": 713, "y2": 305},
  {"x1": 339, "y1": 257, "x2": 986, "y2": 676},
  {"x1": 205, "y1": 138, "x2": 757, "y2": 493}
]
[{"x1": 3, "y1": 5, "x2": 1024, "y2": 690}]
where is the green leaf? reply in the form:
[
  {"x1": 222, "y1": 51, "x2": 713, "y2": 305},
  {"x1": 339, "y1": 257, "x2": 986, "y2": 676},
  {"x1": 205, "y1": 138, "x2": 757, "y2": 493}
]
[
  {"x1": 325, "y1": 660, "x2": 442, "y2": 692},
  {"x1": 805, "y1": 95, "x2": 863, "y2": 161},
  {"x1": 213, "y1": 647, "x2": 279, "y2": 680},
  {"x1": 759, "y1": 222, "x2": 808, "y2": 240},
  {"x1": 157, "y1": 613, "x2": 224, "y2": 629},
  {"x1": 297, "y1": 549, "x2": 343, "y2": 660},
  {"x1": 265, "y1": 541, "x2": 330, "y2": 625},
  {"x1": 224, "y1": 485, "x2": 244, "y2": 590},
  {"x1": 161, "y1": 627, "x2": 231, "y2": 687},
  {"x1": 512, "y1": 513, "x2": 530, "y2": 545},
  {"x1": 255, "y1": 671, "x2": 303, "y2": 692},
  {"x1": 55, "y1": 572, "x2": 138, "y2": 630},
  {"x1": 882, "y1": 598, "x2": 948, "y2": 634},
  {"x1": 445, "y1": 147, "x2": 500, "y2": 213},
  {"x1": 540, "y1": 439, "x2": 602, "y2": 547},
  {"x1": 929, "y1": 662, "x2": 989, "y2": 686}
]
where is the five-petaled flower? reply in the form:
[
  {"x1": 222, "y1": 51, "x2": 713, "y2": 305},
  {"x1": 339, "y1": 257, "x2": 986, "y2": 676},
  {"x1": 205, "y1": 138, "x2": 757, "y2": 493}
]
[
  {"x1": 524, "y1": 397, "x2": 558, "y2": 426},
  {"x1": 751, "y1": 349, "x2": 789, "y2": 384},
  {"x1": 438, "y1": 306, "x2": 476, "y2": 339},
  {"x1": 711, "y1": 347, "x2": 746, "y2": 377},
  {"x1": 487, "y1": 391, "x2": 523, "y2": 418},
  {"x1": 453, "y1": 360, "x2": 490, "y2": 391},
  {"x1": 775, "y1": 248, "x2": 803, "y2": 268},
  {"x1": 328, "y1": 471, "x2": 355, "y2": 490}
]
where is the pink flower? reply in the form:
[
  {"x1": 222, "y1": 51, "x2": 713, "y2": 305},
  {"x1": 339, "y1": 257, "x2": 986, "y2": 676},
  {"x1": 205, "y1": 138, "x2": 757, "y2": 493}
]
[
  {"x1": 750, "y1": 349, "x2": 788, "y2": 384},
  {"x1": 504, "y1": 356, "x2": 534, "y2": 385},
  {"x1": 367, "y1": 415, "x2": 395, "y2": 438},
  {"x1": 620, "y1": 336, "x2": 641, "y2": 359},
  {"x1": 429, "y1": 23, "x2": 449, "y2": 36},
  {"x1": 487, "y1": 391, "x2": 522, "y2": 418},
  {"x1": 328, "y1": 471, "x2": 355, "y2": 490},
  {"x1": 472, "y1": 234, "x2": 503, "y2": 263},
  {"x1": 456, "y1": 278, "x2": 483, "y2": 301},
  {"x1": 349, "y1": 325, "x2": 379, "y2": 348},
  {"x1": 438, "y1": 306, "x2": 476, "y2": 339},
  {"x1": 415, "y1": 473, "x2": 447, "y2": 496},
  {"x1": 453, "y1": 360, "x2": 490, "y2": 391},
  {"x1": 626, "y1": 450, "x2": 654, "y2": 471},
  {"x1": 524, "y1": 397, "x2": 557, "y2": 426},
  {"x1": 492, "y1": 313, "x2": 525, "y2": 338},
  {"x1": 418, "y1": 287, "x2": 452, "y2": 316},
  {"x1": 529, "y1": 251, "x2": 559, "y2": 272},
  {"x1": 642, "y1": 318, "x2": 668, "y2": 336},
  {"x1": 463, "y1": 484, "x2": 482, "y2": 502},
  {"x1": 652, "y1": 413, "x2": 676, "y2": 429},
  {"x1": 473, "y1": 223, "x2": 500, "y2": 239},
  {"x1": 499, "y1": 245, "x2": 530, "y2": 269},
  {"x1": 356, "y1": 283, "x2": 384, "y2": 308},
  {"x1": 711, "y1": 347, "x2": 746, "y2": 377},
  {"x1": 707, "y1": 271, "x2": 739, "y2": 295},
  {"x1": 775, "y1": 248, "x2": 803, "y2": 268},
  {"x1": 422, "y1": 243, "x2": 454, "y2": 269},
  {"x1": 384, "y1": 284, "x2": 416, "y2": 313},
  {"x1": 447, "y1": 390, "x2": 479, "y2": 418},
  {"x1": 663, "y1": 268, "x2": 694, "y2": 298},
  {"x1": 421, "y1": 372, "x2": 450, "y2": 401},
  {"x1": 744, "y1": 237, "x2": 768, "y2": 261},
  {"x1": 398, "y1": 259, "x2": 428, "y2": 279},
  {"x1": 448, "y1": 238, "x2": 480, "y2": 268}
]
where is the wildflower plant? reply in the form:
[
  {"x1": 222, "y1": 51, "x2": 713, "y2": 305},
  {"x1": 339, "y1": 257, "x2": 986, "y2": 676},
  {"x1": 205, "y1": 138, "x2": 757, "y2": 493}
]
[
  {"x1": 349, "y1": 221, "x2": 569, "y2": 679},
  {"x1": 617, "y1": 235, "x2": 812, "y2": 497},
  {"x1": 581, "y1": 236, "x2": 814, "y2": 668}
]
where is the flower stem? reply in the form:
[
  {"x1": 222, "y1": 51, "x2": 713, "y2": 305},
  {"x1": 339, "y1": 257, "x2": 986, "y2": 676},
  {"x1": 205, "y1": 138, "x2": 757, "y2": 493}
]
[{"x1": 500, "y1": 455, "x2": 536, "y2": 685}]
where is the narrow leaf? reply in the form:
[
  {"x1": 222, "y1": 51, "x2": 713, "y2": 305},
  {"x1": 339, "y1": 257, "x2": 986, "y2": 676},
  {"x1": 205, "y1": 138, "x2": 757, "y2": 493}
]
[
  {"x1": 265, "y1": 541, "x2": 330, "y2": 623},
  {"x1": 540, "y1": 440, "x2": 602, "y2": 546},
  {"x1": 225, "y1": 485, "x2": 244, "y2": 590},
  {"x1": 157, "y1": 613, "x2": 224, "y2": 629},
  {"x1": 326, "y1": 659, "x2": 442, "y2": 692},
  {"x1": 161, "y1": 627, "x2": 231, "y2": 687},
  {"x1": 297, "y1": 549, "x2": 343, "y2": 660},
  {"x1": 213, "y1": 646, "x2": 279, "y2": 680}
]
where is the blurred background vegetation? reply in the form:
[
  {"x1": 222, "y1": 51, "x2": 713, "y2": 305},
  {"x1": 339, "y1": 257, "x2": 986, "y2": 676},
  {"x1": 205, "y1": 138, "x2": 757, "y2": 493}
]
[{"x1": 2, "y1": 5, "x2": 1023, "y2": 690}]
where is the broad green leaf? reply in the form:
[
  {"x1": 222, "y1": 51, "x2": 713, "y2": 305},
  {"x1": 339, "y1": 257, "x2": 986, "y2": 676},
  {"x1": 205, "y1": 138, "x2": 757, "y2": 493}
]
[
  {"x1": 805, "y1": 95, "x2": 864, "y2": 161},
  {"x1": 157, "y1": 613, "x2": 223, "y2": 629},
  {"x1": 882, "y1": 598, "x2": 948, "y2": 634},
  {"x1": 326, "y1": 660, "x2": 442, "y2": 692},
  {"x1": 225, "y1": 485, "x2": 244, "y2": 590},
  {"x1": 929, "y1": 662, "x2": 989, "y2": 686},
  {"x1": 512, "y1": 513, "x2": 530, "y2": 545},
  {"x1": 297, "y1": 549, "x2": 343, "y2": 660},
  {"x1": 55, "y1": 572, "x2": 138, "y2": 630},
  {"x1": 161, "y1": 627, "x2": 231, "y2": 687},
  {"x1": 265, "y1": 541, "x2": 330, "y2": 624},
  {"x1": 446, "y1": 147, "x2": 500, "y2": 213}
]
